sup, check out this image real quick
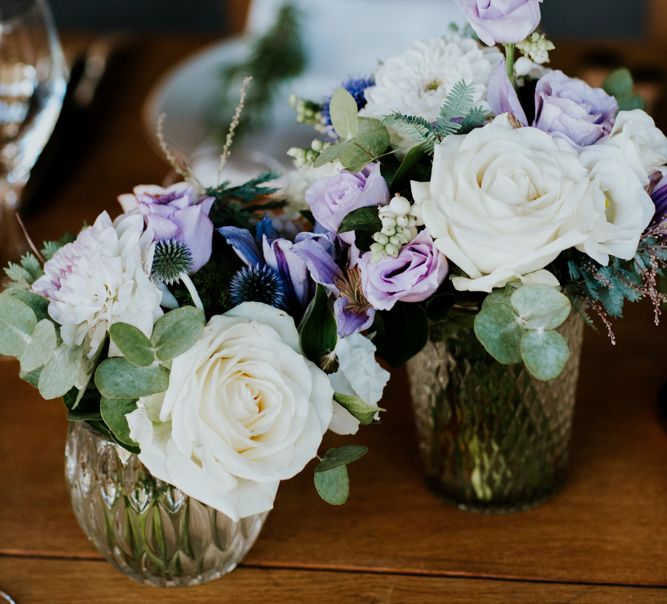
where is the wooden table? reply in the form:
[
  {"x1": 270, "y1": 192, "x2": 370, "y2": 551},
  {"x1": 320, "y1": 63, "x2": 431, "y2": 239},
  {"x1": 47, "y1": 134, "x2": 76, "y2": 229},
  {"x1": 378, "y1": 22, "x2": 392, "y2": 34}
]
[{"x1": 1, "y1": 34, "x2": 666, "y2": 603}]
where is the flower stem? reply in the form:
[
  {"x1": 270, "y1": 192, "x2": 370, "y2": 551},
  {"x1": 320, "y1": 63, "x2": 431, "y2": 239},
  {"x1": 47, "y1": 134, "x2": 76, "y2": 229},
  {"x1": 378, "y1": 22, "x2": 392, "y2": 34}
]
[
  {"x1": 505, "y1": 43, "x2": 516, "y2": 86},
  {"x1": 180, "y1": 273, "x2": 204, "y2": 311}
]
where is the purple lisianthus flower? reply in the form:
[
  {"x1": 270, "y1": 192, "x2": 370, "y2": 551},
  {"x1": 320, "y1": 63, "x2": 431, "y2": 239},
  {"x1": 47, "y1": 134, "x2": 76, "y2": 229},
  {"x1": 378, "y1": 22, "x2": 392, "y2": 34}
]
[
  {"x1": 118, "y1": 183, "x2": 214, "y2": 272},
  {"x1": 487, "y1": 59, "x2": 528, "y2": 125},
  {"x1": 533, "y1": 70, "x2": 618, "y2": 148},
  {"x1": 650, "y1": 169, "x2": 667, "y2": 226},
  {"x1": 322, "y1": 76, "x2": 375, "y2": 127},
  {"x1": 292, "y1": 233, "x2": 376, "y2": 337},
  {"x1": 455, "y1": 0, "x2": 542, "y2": 46},
  {"x1": 219, "y1": 218, "x2": 313, "y2": 311},
  {"x1": 305, "y1": 163, "x2": 390, "y2": 235},
  {"x1": 359, "y1": 230, "x2": 448, "y2": 312}
]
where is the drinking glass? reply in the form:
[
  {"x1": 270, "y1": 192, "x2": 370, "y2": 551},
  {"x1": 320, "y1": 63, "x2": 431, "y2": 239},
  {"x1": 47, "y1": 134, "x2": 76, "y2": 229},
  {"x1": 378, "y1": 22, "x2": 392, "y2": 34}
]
[{"x1": 0, "y1": 0, "x2": 66, "y2": 267}]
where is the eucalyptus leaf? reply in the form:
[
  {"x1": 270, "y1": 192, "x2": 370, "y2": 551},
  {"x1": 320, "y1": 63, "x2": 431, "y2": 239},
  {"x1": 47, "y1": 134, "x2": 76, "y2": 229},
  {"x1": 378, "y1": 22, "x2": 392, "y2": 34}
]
[
  {"x1": 20, "y1": 368, "x2": 41, "y2": 388},
  {"x1": 473, "y1": 303, "x2": 522, "y2": 365},
  {"x1": 334, "y1": 393, "x2": 379, "y2": 425},
  {"x1": 151, "y1": 306, "x2": 205, "y2": 362},
  {"x1": 7, "y1": 289, "x2": 49, "y2": 321},
  {"x1": 100, "y1": 397, "x2": 139, "y2": 447},
  {"x1": 95, "y1": 358, "x2": 170, "y2": 400},
  {"x1": 38, "y1": 343, "x2": 84, "y2": 400},
  {"x1": 314, "y1": 465, "x2": 349, "y2": 506},
  {"x1": 520, "y1": 330, "x2": 570, "y2": 381},
  {"x1": 373, "y1": 303, "x2": 428, "y2": 367},
  {"x1": 330, "y1": 87, "x2": 360, "y2": 140},
  {"x1": 299, "y1": 285, "x2": 337, "y2": 365},
  {"x1": 338, "y1": 206, "x2": 381, "y2": 234},
  {"x1": 338, "y1": 118, "x2": 391, "y2": 172},
  {"x1": 315, "y1": 445, "x2": 368, "y2": 473},
  {"x1": 109, "y1": 323, "x2": 154, "y2": 367},
  {"x1": 20, "y1": 319, "x2": 57, "y2": 374},
  {"x1": 510, "y1": 285, "x2": 571, "y2": 330},
  {"x1": 390, "y1": 145, "x2": 428, "y2": 190},
  {"x1": 0, "y1": 293, "x2": 37, "y2": 357},
  {"x1": 603, "y1": 68, "x2": 634, "y2": 99}
]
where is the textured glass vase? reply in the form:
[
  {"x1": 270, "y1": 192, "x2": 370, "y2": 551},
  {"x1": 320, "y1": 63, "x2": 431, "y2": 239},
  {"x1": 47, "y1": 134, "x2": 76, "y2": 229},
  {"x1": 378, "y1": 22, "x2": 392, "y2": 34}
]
[
  {"x1": 64, "y1": 422, "x2": 268, "y2": 587},
  {"x1": 407, "y1": 309, "x2": 584, "y2": 513}
]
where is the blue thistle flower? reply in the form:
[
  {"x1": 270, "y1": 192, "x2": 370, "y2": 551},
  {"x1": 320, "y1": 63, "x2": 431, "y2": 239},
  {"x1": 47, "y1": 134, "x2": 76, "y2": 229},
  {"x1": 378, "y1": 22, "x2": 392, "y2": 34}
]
[
  {"x1": 230, "y1": 264, "x2": 286, "y2": 309},
  {"x1": 152, "y1": 239, "x2": 193, "y2": 285},
  {"x1": 322, "y1": 76, "x2": 375, "y2": 126}
]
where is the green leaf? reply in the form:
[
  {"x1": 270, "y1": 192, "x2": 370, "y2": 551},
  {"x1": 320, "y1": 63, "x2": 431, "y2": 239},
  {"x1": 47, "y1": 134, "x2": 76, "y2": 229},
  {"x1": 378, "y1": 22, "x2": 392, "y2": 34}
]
[
  {"x1": 473, "y1": 303, "x2": 522, "y2": 365},
  {"x1": 299, "y1": 285, "x2": 337, "y2": 365},
  {"x1": 510, "y1": 285, "x2": 571, "y2": 330},
  {"x1": 338, "y1": 206, "x2": 381, "y2": 234},
  {"x1": 390, "y1": 145, "x2": 428, "y2": 190},
  {"x1": 109, "y1": 323, "x2": 154, "y2": 367},
  {"x1": 618, "y1": 95, "x2": 646, "y2": 111},
  {"x1": 7, "y1": 289, "x2": 49, "y2": 321},
  {"x1": 435, "y1": 80, "x2": 474, "y2": 136},
  {"x1": 20, "y1": 319, "x2": 57, "y2": 374},
  {"x1": 20, "y1": 368, "x2": 41, "y2": 388},
  {"x1": 315, "y1": 445, "x2": 369, "y2": 473},
  {"x1": 314, "y1": 465, "x2": 349, "y2": 506},
  {"x1": 95, "y1": 358, "x2": 170, "y2": 400},
  {"x1": 151, "y1": 306, "x2": 205, "y2": 362},
  {"x1": 333, "y1": 392, "x2": 379, "y2": 425},
  {"x1": 38, "y1": 344, "x2": 84, "y2": 400},
  {"x1": 65, "y1": 388, "x2": 102, "y2": 421},
  {"x1": 330, "y1": 87, "x2": 360, "y2": 140},
  {"x1": 0, "y1": 293, "x2": 37, "y2": 357},
  {"x1": 100, "y1": 397, "x2": 139, "y2": 447},
  {"x1": 603, "y1": 68, "x2": 634, "y2": 99},
  {"x1": 373, "y1": 303, "x2": 428, "y2": 367},
  {"x1": 520, "y1": 330, "x2": 570, "y2": 381}
]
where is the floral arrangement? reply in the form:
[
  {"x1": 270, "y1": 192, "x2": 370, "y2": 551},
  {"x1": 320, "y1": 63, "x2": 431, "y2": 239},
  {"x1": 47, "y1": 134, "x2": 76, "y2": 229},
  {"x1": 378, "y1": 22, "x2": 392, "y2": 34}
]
[
  {"x1": 285, "y1": 0, "x2": 667, "y2": 379},
  {"x1": 0, "y1": 93, "x2": 390, "y2": 519}
]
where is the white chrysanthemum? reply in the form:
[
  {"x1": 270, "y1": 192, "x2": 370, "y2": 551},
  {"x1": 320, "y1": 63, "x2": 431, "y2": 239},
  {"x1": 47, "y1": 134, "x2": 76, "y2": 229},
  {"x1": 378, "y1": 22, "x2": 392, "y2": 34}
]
[
  {"x1": 361, "y1": 33, "x2": 503, "y2": 123},
  {"x1": 33, "y1": 212, "x2": 163, "y2": 357}
]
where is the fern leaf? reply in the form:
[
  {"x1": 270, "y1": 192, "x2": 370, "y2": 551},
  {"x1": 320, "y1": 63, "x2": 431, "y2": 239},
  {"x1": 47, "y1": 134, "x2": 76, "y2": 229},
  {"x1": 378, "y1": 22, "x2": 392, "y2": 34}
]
[
  {"x1": 383, "y1": 112, "x2": 438, "y2": 149},
  {"x1": 459, "y1": 106, "x2": 488, "y2": 133},
  {"x1": 435, "y1": 80, "x2": 474, "y2": 135}
]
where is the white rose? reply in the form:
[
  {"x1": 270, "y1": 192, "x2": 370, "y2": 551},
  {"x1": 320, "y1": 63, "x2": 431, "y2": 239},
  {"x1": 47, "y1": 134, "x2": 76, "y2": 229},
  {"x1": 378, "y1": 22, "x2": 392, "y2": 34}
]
[
  {"x1": 578, "y1": 145, "x2": 655, "y2": 263},
  {"x1": 412, "y1": 115, "x2": 607, "y2": 292},
  {"x1": 600, "y1": 110, "x2": 667, "y2": 185},
  {"x1": 328, "y1": 333, "x2": 390, "y2": 436},
  {"x1": 126, "y1": 302, "x2": 334, "y2": 520}
]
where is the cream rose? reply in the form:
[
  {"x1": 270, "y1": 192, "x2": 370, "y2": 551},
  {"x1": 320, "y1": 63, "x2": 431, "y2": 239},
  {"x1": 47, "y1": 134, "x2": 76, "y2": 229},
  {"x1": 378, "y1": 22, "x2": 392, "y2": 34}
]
[
  {"x1": 599, "y1": 109, "x2": 667, "y2": 185},
  {"x1": 126, "y1": 303, "x2": 333, "y2": 520},
  {"x1": 412, "y1": 115, "x2": 607, "y2": 292}
]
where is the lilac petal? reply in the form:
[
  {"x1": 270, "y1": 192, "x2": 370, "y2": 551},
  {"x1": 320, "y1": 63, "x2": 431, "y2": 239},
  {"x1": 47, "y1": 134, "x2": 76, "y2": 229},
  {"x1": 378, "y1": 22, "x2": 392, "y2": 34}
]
[
  {"x1": 291, "y1": 236, "x2": 342, "y2": 294},
  {"x1": 334, "y1": 297, "x2": 375, "y2": 337},
  {"x1": 174, "y1": 205, "x2": 214, "y2": 272},
  {"x1": 145, "y1": 213, "x2": 179, "y2": 241},
  {"x1": 217, "y1": 226, "x2": 262, "y2": 267},
  {"x1": 487, "y1": 59, "x2": 528, "y2": 125}
]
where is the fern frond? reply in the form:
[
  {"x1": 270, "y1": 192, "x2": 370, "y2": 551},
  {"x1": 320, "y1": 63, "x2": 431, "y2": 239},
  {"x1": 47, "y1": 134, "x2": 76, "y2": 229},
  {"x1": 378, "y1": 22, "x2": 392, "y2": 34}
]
[
  {"x1": 435, "y1": 80, "x2": 474, "y2": 136},
  {"x1": 459, "y1": 106, "x2": 488, "y2": 133},
  {"x1": 383, "y1": 112, "x2": 438, "y2": 149}
]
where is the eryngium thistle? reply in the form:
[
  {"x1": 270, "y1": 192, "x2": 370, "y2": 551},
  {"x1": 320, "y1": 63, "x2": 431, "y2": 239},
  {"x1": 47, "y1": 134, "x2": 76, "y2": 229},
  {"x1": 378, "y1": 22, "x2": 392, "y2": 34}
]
[
  {"x1": 230, "y1": 264, "x2": 285, "y2": 308},
  {"x1": 152, "y1": 239, "x2": 193, "y2": 284}
]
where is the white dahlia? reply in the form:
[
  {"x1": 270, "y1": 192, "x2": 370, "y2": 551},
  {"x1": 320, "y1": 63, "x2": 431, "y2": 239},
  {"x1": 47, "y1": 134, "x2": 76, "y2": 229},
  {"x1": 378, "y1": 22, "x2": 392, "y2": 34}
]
[
  {"x1": 361, "y1": 33, "x2": 502, "y2": 123},
  {"x1": 33, "y1": 212, "x2": 163, "y2": 357}
]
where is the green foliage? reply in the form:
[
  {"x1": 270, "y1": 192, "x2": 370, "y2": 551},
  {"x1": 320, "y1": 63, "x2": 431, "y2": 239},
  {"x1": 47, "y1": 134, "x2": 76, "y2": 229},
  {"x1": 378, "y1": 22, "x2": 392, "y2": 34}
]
[
  {"x1": 474, "y1": 283, "x2": 573, "y2": 381},
  {"x1": 95, "y1": 358, "x2": 170, "y2": 400},
  {"x1": 329, "y1": 88, "x2": 360, "y2": 140},
  {"x1": 38, "y1": 343, "x2": 84, "y2": 400},
  {"x1": 314, "y1": 118, "x2": 391, "y2": 172},
  {"x1": 109, "y1": 323, "x2": 154, "y2": 367},
  {"x1": 40, "y1": 233, "x2": 75, "y2": 261},
  {"x1": 338, "y1": 206, "x2": 382, "y2": 234},
  {"x1": 603, "y1": 68, "x2": 646, "y2": 111},
  {"x1": 299, "y1": 285, "x2": 337, "y2": 367},
  {"x1": 382, "y1": 81, "x2": 487, "y2": 153},
  {"x1": 207, "y1": 172, "x2": 282, "y2": 230},
  {"x1": 4, "y1": 253, "x2": 44, "y2": 289},
  {"x1": 333, "y1": 392, "x2": 380, "y2": 425},
  {"x1": 8, "y1": 289, "x2": 49, "y2": 321},
  {"x1": 20, "y1": 319, "x2": 57, "y2": 374},
  {"x1": 100, "y1": 397, "x2": 138, "y2": 448},
  {"x1": 314, "y1": 445, "x2": 368, "y2": 506},
  {"x1": 389, "y1": 145, "x2": 430, "y2": 191},
  {"x1": 151, "y1": 306, "x2": 205, "y2": 363},
  {"x1": 373, "y1": 302, "x2": 429, "y2": 367},
  {"x1": 213, "y1": 3, "x2": 306, "y2": 139},
  {"x1": 0, "y1": 292, "x2": 37, "y2": 356}
]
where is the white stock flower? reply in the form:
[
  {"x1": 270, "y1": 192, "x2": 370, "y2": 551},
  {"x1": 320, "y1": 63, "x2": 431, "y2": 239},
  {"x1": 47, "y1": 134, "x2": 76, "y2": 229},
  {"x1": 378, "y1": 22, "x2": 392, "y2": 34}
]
[
  {"x1": 126, "y1": 303, "x2": 334, "y2": 520},
  {"x1": 328, "y1": 333, "x2": 390, "y2": 436},
  {"x1": 600, "y1": 110, "x2": 667, "y2": 185},
  {"x1": 361, "y1": 33, "x2": 502, "y2": 123},
  {"x1": 412, "y1": 115, "x2": 611, "y2": 292},
  {"x1": 32, "y1": 212, "x2": 162, "y2": 357}
]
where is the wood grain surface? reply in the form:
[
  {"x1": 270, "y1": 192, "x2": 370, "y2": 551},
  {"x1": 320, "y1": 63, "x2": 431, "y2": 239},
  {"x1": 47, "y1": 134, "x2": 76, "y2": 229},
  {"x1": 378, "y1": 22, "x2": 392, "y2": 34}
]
[{"x1": 0, "y1": 33, "x2": 666, "y2": 602}]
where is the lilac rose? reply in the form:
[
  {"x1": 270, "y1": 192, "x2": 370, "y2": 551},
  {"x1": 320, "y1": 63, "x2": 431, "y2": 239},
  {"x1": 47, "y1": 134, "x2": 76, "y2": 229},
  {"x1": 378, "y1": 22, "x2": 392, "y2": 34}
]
[
  {"x1": 455, "y1": 0, "x2": 542, "y2": 47},
  {"x1": 359, "y1": 230, "x2": 448, "y2": 312},
  {"x1": 119, "y1": 183, "x2": 214, "y2": 272},
  {"x1": 533, "y1": 70, "x2": 618, "y2": 147},
  {"x1": 305, "y1": 163, "x2": 390, "y2": 234}
]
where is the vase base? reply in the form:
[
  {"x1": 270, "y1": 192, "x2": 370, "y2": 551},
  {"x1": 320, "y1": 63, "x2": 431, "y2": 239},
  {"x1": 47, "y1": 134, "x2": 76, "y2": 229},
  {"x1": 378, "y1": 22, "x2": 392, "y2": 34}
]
[{"x1": 424, "y1": 477, "x2": 566, "y2": 515}]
